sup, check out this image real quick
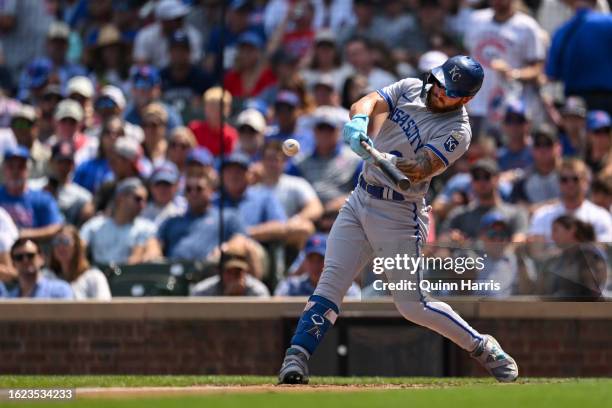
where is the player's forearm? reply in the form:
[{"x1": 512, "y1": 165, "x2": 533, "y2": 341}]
[
  {"x1": 394, "y1": 149, "x2": 446, "y2": 183},
  {"x1": 349, "y1": 92, "x2": 389, "y2": 120}
]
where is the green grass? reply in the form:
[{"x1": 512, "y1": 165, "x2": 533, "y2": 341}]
[{"x1": 0, "y1": 377, "x2": 609, "y2": 408}]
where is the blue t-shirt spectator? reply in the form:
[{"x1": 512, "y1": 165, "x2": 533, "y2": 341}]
[
  {"x1": 213, "y1": 186, "x2": 287, "y2": 228},
  {"x1": 158, "y1": 207, "x2": 245, "y2": 261},
  {"x1": 275, "y1": 273, "x2": 361, "y2": 297},
  {"x1": 0, "y1": 186, "x2": 63, "y2": 229},
  {"x1": 546, "y1": 8, "x2": 612, "y2": 95},
  {"x1": 497, "y1": 146, "x2": 533, "y2": 171},
  {"x1": 6, "y1": 276, "x2": 73, "y2": 299},
  {"x1": 73, "y1": 158, "x2": 113, "y2": 194}
]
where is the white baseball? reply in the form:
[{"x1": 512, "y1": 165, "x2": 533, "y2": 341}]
[{"x1": 282, "y1": 138, "x2": 300, "y2": 156}]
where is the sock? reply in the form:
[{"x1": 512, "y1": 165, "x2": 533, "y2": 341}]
[{"x1": 290, "y1": 295, "x2": 339, "y2": 356}]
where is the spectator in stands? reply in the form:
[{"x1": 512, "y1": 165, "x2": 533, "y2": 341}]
[
  {"x1": 293, "y1": 108, "x2": 361, "y2": 212},
  {"x1": 94, "y1": 136, "x2": 147, "y2": 213},
  {"x1": 156, "y1": 173, "x2": 244, "y2": 261},
  {"x1": 558, "y1": 96, "x2": 587, "y2": 157},
  {"x1": 216, "y1": 153, "x2": 308, "y2": 245},
  {"x1": 275, "y1": 233, "x2": 361, "y2": 297},
  {"x1": 47, "y1": 99, "x2": 96, "y2": 165},
  {"x1": 88, "y1": 86, "x2": 144, "y2": 144},
  {"x1": 124, "y1": 65, "x2": 182, "y2": 132},
  {"x1": 81, "y1": 178, "x2": 160, "y2": 265},
  {"x1": 497, "y1": 101, "x2": 533, "y2": 171},
  {"x1": 46, "y1": 225, "x2": 111, "y2": 300},
  {"x1": 8, "y1": 104, "x2": 50, "y2": 179},
  {"x1": 259, "y1": 140, "x2": 322, "y2": 221},
  {"x1": 0, "y1": 146, "x2": 63, "y2": 240},
  {"x1": 32, "y1": 141, "x2": 94, "y2": 226},
  {"x1": 17, "y1": 22, "x2": 87, "y2": 101},
  {"x1": 464, "y1": 0, "x2": 546, "y2": 137},
  {"x1": 160, "y1": 29, "x2": 213, "y2": 122},
  {"x1": 442, "y1": 159, "x2": 529, "y2": 241},
  {"x1": 267, "y1": 90, "x2": 312, "y2": 155},
  {"x1": 370, "y1": 0, "x2": 419, "y2": 51},
  {"x1": 344, "y1": 37, "x2": 396, "y2": 91},
  {"x1": 132, "y1": 0, "x2": 202, "y2": 67},
  {"x1": 224, "y1": 32, "x2": 277, "y2": 99},
  {"x1": 584, "y1": 110, "x2": 611, "y2": 174},
  {"x1": 546, "y1": 0, "x2": 612, "y2": 114},
  {"x1": 340, "y1": 73, "x2": 369, "y2": 110},
  {"x1": 17, "y1": 59, "x2": 53, "y2": 105},
  {"x1": 141, "y1": 103, "x2": 169, "y2": 167},
  {"x1": 167, "y1": 126, "x2": 197, "y2": 177},
  {"x1": 591, "y1": 176, "x2": 612, "y2": 211},
  {"x1": 267, "y1": 0, "x2": 316, "y2": 62},
  {"x1": 2, "y1": 238, "x2": 72, "y2": 298},
  {"x1": 539, "y1": 214, "x2": 608, "y2": 300},
  {"x1": 529, "y1": 158, "x2": 612, "y2": 242},
  {"x1": 185, "y1": 147, "x2": 216, "y2": 182},
  {"x1": 188, "y1": 87, "x2": 238, "y2": 156},
  {"x1": 0, "y1": 207, "x2": 18, "y2": 284},
  {"x1": 66, "y1": 76, "x2": 95, "y2": 131},
  {"x1": 337, "y1": 0, "x2": 376, "y2": 47},
  {"x1": 191, "y1": 244, "x2": 270, "y2": 297},
  {"x1": 234, "y1": 109, "x2": 267, "y2": 162},
  {"x1": 204, "y1": 0, "x2": 263, "y2": 74},
  {"x1": 73, "y1": 115, "x2": 123, "y2": 194},
  {"x1": 301, "y1": 30, "x2": 350, "y2": 92},
  {"x1": 264, "y1": 0, "x2": 354, "y2": 37},
  {"x1": 510, "y1": 126, "x2": 561, "y2": 207},
  {"x1": 141, "y1": 162, "x2": 186, "y2": 227},
  {"x1": 85, "y1": 24, "x2": 131, "y2": 91},
  {"x1": 37, "y1": 84, "x2": 64, "y2": 142}
]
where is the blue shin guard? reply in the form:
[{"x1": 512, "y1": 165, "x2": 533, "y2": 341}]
[{"x1": 290, "y1": 295, "x2": 339, "y2": 356}]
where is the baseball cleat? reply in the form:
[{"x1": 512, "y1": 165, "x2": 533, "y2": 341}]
[
  {"x1": 278, "y1": 347, "x2": 310, "y2": 385},
  {"x1": 470, "y1": 334, "x2": 519, "y2": 382}
]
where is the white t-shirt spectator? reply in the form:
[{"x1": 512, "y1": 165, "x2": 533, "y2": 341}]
[
  {"x1": 262, "y1": 174, "x2": 319, "y2": 218},
  {"x1": 44, "y1": 267, "x2": 111, "y2": 300},
  {"x1": 264, "y1": 0, "x2": 355, "y2": 36},
  {"x1": 133, "y1": 23, "x2": 202, "y2": 67},
  {"x1": 0, "y1": 207, "x2": 18, "y2": 253},
  {"x1": 80, "y1": 215, "x2": 158, "y2": 264},
  {"x1": 464, "y1": 9, "x2": 546, "y2": 120},
  {"x1": 529, "y1": 200, "x2": 612, "y2": 242}
]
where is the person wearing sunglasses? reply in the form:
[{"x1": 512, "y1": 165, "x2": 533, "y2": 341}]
[
  {"x1": 1, "y1": 238, "x2": 72, "y2": 299},
  {"x1": 80, "y1": 178, "x2": 161, "y2": 265},
  {"x1": 8, "y1": 104, "x2": 50, "y2": 180},
  {"x1": 88, "y1": 86, "x2": 144, "y2": 145},
  {"x1": 509, "y1": 126, "x2": 562, "y2": 207},
  {"x1": 155, "y1": 173, "x2": 245, "y2": 262},
  {"x1": 45, "y1": 225, "x2": 111, "y2": 300},
  {"x1": 442, "y1": 158, "x2": 529, "y2": 242},
  {"x1": 141, "y1": 162, "x2": 186, "y2": 227},
  {"x1": 529, "y1": 158, "x2": 612, "y2": 243}
]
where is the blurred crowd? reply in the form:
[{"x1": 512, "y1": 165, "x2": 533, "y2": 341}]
[{"x1": 0, "y1": 0, "x2": 610, "y2": 301}]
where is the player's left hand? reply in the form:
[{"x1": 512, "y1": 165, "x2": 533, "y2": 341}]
[{"x1": 343, "y1": 114, "x2": 373, "y2": 162}]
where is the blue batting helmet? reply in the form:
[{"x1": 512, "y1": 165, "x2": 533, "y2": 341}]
[{"x1": 425, "y1": 55, "x2": 484, "y2": 98}]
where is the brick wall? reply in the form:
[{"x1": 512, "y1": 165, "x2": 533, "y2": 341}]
[{"x1": 0, "y1": 299, "x2": 610, "y2": 376}]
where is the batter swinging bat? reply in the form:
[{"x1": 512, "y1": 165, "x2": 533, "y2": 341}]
[{"x1": 360, "y1": 140, "x2": 411, "y2": 191}]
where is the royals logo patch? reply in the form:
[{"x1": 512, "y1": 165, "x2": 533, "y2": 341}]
[{"x1": 444, "y1": 134, "x2": 459, "y2": 152}]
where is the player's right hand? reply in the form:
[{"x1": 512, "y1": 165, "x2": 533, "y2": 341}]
[{"x1": 342, "y1": 114, "x2": 373, "y2": 162}]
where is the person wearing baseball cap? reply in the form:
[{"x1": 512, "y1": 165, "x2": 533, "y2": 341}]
[
  {"x1": 66, "y1": 76, "x2": 95, "y2": 130},
  {"x1": 160, "y1": 29, "x2": 214, "y2": 122},
  {"x1": 274, "y1": 234, "x2": 360, "y2": 297},
  {"x1": 0, "y1": 145, "x2": 63, "y2": 241},
  {"x1": 8, "y1": 105, "x2": 50, "y2": 180},
  {"x1": 141, "y1": 161, "x2": 186, "y2": 227},
  {"x1": 125, "y1": 65, "x2": 183, "y2": 133},
  {"x1": 90, "y1": 86, "x2": 144, "y2": 144},
  {"x1": 47, "y1": 99, "x2": 97, "y2": 165},
  {"x1": 235, "y1": 108, "x2": 267, "y2": 161},
  {"x1": 132, "y1": 0, "x2": 202, "y2": 67},
  {"x1": 223, "y1": 31, "x2": 276, "y2": 98},
  {"x1": 585, "y1": 110, "x2": 611, "y2": 174},
  {"x1": 498, "y1": 100, "x2": 533, "y2": 171},
  {"x1": 34, "y1": 141, "x2": 94, "y2": 226},
  {"x1": 267, "y1": 90, "x2": 309, "y2": 154},
  {"x1": 442, "y1": 158, "x2": 529, "y2": 241},
  {"x1": 558, "y1": 96, "x2": 587, "y2": 157}
]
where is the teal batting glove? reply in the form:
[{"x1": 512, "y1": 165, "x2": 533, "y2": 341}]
[{"x1": 342, "y1": 114, "x2": 373, "y2": 162}]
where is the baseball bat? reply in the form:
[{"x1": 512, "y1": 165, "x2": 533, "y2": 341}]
[{"x1": 360, "y1": 141, "x2": 411, "y2": 191}]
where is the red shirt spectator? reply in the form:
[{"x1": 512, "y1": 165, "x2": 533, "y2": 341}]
[
  {"x1": 224, "y1": 67, "x2": 277, "y2": 98},
  {"x1": 188, "y1": 120, "x2": 238, "y2": 157}
]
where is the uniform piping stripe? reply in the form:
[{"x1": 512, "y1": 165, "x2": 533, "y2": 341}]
[
  {"x1": 423, "y1": 144, "x2": 449, "y2": 166},
  {"x1": 377, "y1": 89, "x2": 394, "y2": 112}
]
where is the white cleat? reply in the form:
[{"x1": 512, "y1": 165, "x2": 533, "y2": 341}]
[{"x1": 471, "y1": 335, "x2": 519, "y2": 382}]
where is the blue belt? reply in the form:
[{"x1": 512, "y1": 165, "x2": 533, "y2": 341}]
[{"x1": 359, "y1": 175, "x2": 405, "y2": 201}]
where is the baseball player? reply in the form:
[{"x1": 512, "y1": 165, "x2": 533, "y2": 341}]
[{"x1": 278, "y1": 56, "x2": 519, "y2": 384}]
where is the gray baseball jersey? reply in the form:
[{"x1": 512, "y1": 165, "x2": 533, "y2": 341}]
[{"x1": 364, "y1": 78, "x2": 472, "y2": 199}]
